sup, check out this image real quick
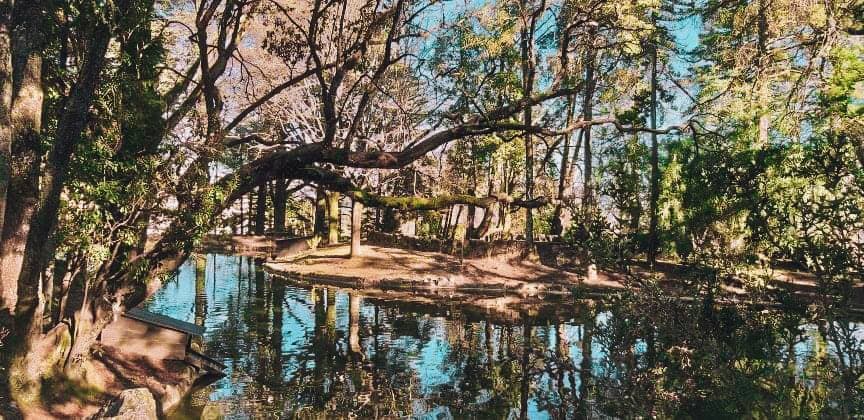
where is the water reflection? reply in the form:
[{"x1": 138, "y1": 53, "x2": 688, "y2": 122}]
[{"x1": 145, "y1": 254, "x2": 864, "y2": 419}]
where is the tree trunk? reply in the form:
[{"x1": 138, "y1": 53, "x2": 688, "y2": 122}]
[
  {"x1": 629, "y1": 135, "x2": 643, "y2": 235},
  {"x1": 237, "y1": 193, "x2": 244, "y2": 234},
  {"x1": 551, "y1": 95, "x2": 576, "y2": 236},
  {"x1": 581, "y1": 42, "x2": 596, "y2": 217},
  {"x1": 350, "y1": 199, "x2": 363, "y2": 258},
  {"x1": 520, "y1": 0, "x2": 535, "y2": 248},
  {"x1": 648, "y1": 39, "x2": 660, "y2": 268},
  {"x1": 314, "y1": 187, "x2": 327, "y2": 238},
  {"x1": 327, "y1": 191, "x2": 340, "y2": 244},
  {"x1": 254, "y1": 183, "x2": 266, "y2": 235},
  {"x1": 15, "y1": 20, "x2": 111, "y2": 337},
  {"x1": 0, "y1": 2, "x2": 42, "y2": 313},
  {"x1": 0, "y1": 0, "x2": 12, "y2": 265},
  {"x1": 272, "y1": 178, "x2": 286, "y2": 234},
  {"x1": 247, "y1": 194, "x2": 255, "y2": 232}
]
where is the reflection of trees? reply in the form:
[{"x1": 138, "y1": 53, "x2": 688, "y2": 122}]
[
  {"x1": 166, "y1": 255, "x2": 864, "y2": 418},
  {"x1": 821, "y1": 315, "x2": 864, "y2": 416},
  {"x1": 588, "y1": 290, "x2": 864, "y2": 418},
  {"x1": 193, "y1": 255, "x2": 207, "y2": 329},
  {"x1": 518, "y1": 318, "x2": 532, "y2": 420}
]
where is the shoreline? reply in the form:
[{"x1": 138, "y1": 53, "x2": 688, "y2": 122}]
[{"x1": 263, "y1": 242, "x2": 864, "y2": 313}]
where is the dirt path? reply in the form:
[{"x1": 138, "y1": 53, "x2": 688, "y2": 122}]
[{"x1": 264, "y1": 244, "x2": 627, "y2": 298}]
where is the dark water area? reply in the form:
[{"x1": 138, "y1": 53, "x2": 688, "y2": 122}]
[{"x1": 144, "y1": 254, "x2": 864, "y2": 419}]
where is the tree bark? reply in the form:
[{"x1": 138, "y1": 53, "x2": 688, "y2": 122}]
[
  {"x1": 327, "y1": 191, "x2": 340, "y2": 244},
  {"x1": 350, "y1": 199, "x2": 363, "y2": 258}
]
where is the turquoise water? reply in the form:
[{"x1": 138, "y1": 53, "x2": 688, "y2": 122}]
[{"x1": 145, "y1": 254, "x2": 864, "y2": 419}]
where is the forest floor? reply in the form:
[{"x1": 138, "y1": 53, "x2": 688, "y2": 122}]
[{"x1": 265, "y1": 243, "x2": 625, "y2": 297}]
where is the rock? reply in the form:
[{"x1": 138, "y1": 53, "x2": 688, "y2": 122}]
[{"x1": 99, "y1": 388, "x2": 157, "y2": 420}]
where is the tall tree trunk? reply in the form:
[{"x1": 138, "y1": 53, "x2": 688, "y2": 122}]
[
  {"x1": 648, "y1": 36, "x2": 660, "y2": 268},
  {"x1": 629, "y1": 135, "x2": 643, "y2": 235},
  {"x1": 520, "y1": 0, "x2": 535, "y2": 248},
  {"x1": 350, "y1": 199, "x2": 363, "y2": 258},
  {"x1": 0, "y1": 0, "x2": 42, "y2": 313},
  {"x1": 581, "y1": 44, "x2": 596, "y2": 217},
  {"x1": 327, "y1": 191, "x2": 340, "y2": 244},
  {"x1": 254, "y1": 183, "x2": 266, "y2": 235},
  {"x1": 272, "y1": 178, "x2": 286, "y2": 234}
]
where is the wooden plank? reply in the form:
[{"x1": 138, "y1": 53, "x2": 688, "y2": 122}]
[{"x1": 101, "y1": 317, "x2": 187, "y2": 361}]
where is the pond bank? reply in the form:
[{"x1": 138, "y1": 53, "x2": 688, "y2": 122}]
[
  {"x1": 13, "y1": 345, "x2": 204, "y2": 419},
  {"x1": 263, "y1": 243, "x2": 626, "y2": 298},
  {"x1": 264, "y1": 242, "x2": 864, "y2": 310}
]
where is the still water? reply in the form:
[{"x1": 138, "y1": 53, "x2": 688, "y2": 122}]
[{"x1": 144, "y1": 254, "x2": 864, "y2": 419}]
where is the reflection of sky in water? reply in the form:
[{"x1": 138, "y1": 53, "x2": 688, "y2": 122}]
[{"x1": 144, "y1": 254, "x2": 864, "y2": 419}]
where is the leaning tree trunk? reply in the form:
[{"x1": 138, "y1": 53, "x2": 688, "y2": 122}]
[{"x1": 350, "y1": 199, "x2": 363, "y2": 258}]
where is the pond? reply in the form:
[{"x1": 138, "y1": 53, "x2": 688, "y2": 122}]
[{"x1": 144, "y1": 254, "x2": 864, "y2": 419}]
